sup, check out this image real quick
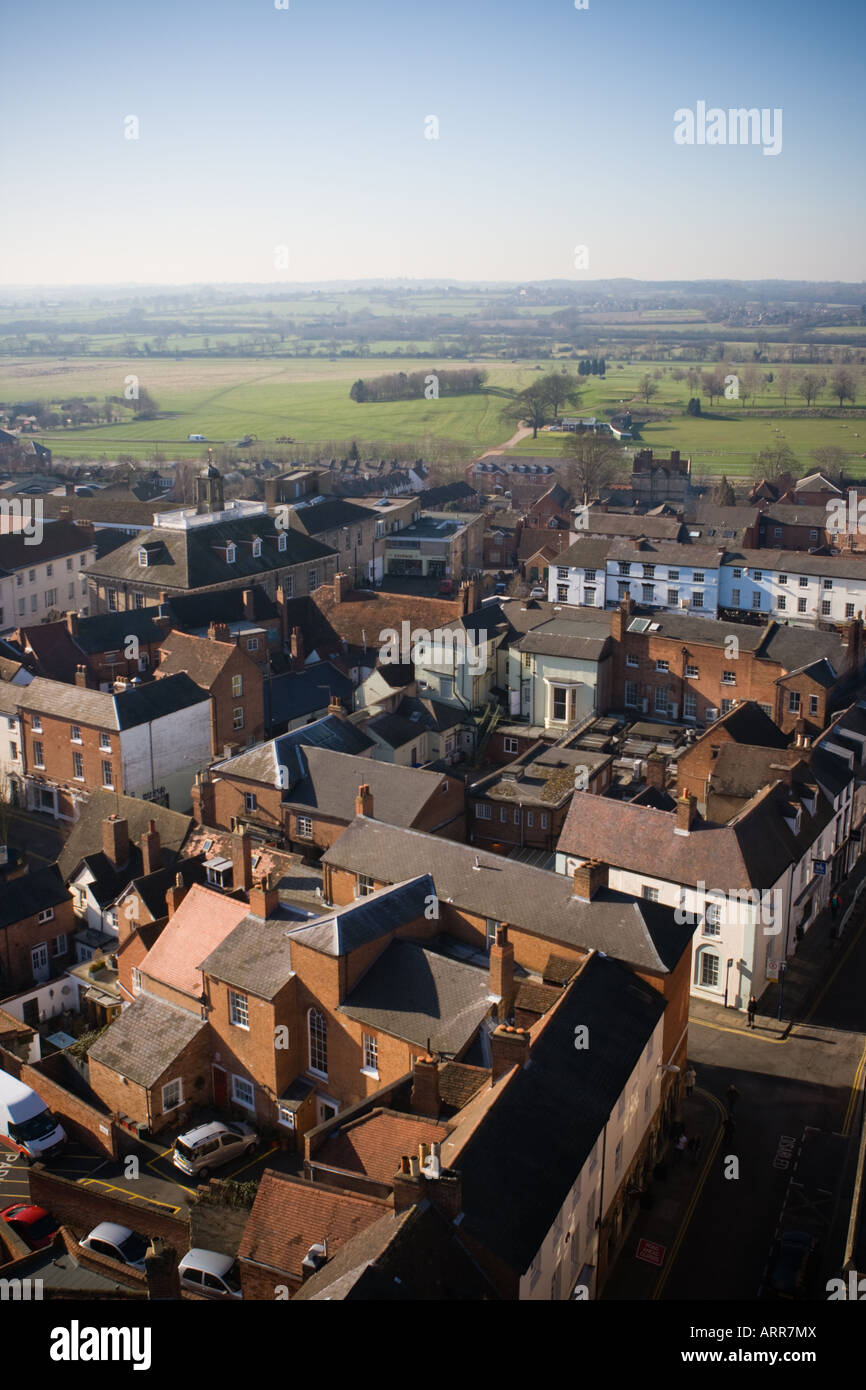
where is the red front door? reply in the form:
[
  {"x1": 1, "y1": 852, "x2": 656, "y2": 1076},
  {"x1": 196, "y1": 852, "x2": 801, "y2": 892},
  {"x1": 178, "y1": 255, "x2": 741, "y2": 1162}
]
[{"x1": 212, "y1": 1065, "x2": 228, "y2": 1110}]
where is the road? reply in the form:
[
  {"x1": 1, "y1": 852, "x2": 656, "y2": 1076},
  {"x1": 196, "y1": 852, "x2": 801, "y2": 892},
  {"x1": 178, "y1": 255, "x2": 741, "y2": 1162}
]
[{"x1": 657, "y1": 912, "x2": 866, "y2": 1300}]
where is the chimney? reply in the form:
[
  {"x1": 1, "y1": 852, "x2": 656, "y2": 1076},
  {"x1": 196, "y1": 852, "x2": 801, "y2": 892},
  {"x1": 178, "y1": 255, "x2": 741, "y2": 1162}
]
[
  {"x1": 190, "y1": 770, "x2": 216, "y2": 826},
  {"x1": 264, "y1": 478, "x2": 279, "y2": 508},
  {"x1": 102, "y1": 814, "x2": 129, "y2": 869},
  {"x1": 645, "y1": 750, "x2": 666, "y2": 791},
  {"x1": 393, "y1": 1155, "x2": 422, "y2": 1213},
  {"x1": 248, "y1": 872, "x2": 279, "y2": 919},
  {"x1": 165, "y1": 872, "x2": 189, "y2": 917},
  {"x1": 144, "y1": 1237, "x2": 180, "y2": 1301},
  {"x1": 73, "y1": 519, "x2": 95, "y2": 539},
  {"x1": 410, "y1": 1052, "x2": 441, "y2": 1118},
  {"x1": 327, "y1": 697, "x2": 345, "y2": 720},
  {"x1": 290, "y1": 626, "x2": 305, "y2": 669},
  {"x1": 231, "y1": 826, "x2": 253, "y2": 892},
  {"x1": 333, "y1": 571, "x2": 351, "y2": 604},
  {"x1": 572, "y1": 859, "x2": 608, "y2": 902},
  {"x1": 242, "y1": 589, "x2": 255, "y2": 622},
  {"x1": 490, "y1": 1024, "x2": 530, "y2": 1083},
  {"x1": 675, "y1": 788, "x2": 697, "y2": 836},
  {"x1": 489, "y1": 924, "x2": 515, "y2": 1020},
  {"x1": 208, "y1": 621, "x2": 231, "y2": 644},
  {"x1": 355, "y1": 783, "x2": 373, "y2": 818},
  {"x1": 140, "y1": 819, "x2": 162, "y2": 875},
  {"x1": 300, "y1": 1240, "x2": 329, "y2": 1283},
  {"x1": 74, "y1": 664, "x2": 88, "y2": 688},
  {"x1": 66, "y1": 611, "x2": 79, "y2": 637}
]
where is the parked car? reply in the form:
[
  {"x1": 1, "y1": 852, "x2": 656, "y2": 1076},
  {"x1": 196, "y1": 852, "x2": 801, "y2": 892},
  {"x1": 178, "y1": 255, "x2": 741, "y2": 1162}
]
[
  {"x1": 1, "y1": 1203, "x2": 60, "y2": 1251},
  {"x1": 172, "y1": 1119, "x2": 258, "y2": 1180},
  {"x1": 178, "y1": 1248, "x2": 243, "y2": 1300},
  {"x1": 529, "y1": 585, "x2": 546, "y2": 599},
  {"x1": 79, "y1": 1223, "x2": 149, "y2": 1271},
  {"x1": 765, "y1": 1230, "x2": 818, "y2": 1298},
  {"x1": 0, "y1": 1073, "x2": 67, "y2": 1162}
]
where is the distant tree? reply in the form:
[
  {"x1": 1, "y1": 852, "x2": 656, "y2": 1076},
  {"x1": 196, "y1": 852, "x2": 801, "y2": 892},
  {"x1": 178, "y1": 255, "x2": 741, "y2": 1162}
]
[
  {"x1": 701, "y1": 371, "x2": 725, "y2": 406},
  {"x1": 797, "y1": 373, "x2": 824, "y2": 407},
  {"x1": 685, "y1": 397, "x2": 702, "y2": 416},
  {"x1": 750, "y1": 442, "x2": 798, "y2": 481},
  {"x1": 714, "y1": 475, "x2": 736, "y2": 506},
  {"x1": 540, "y1": 371, "x2": 581, "y2": 421},
  {"x1": 502, "y1": 381, "x2": 551, "y2": 438},
  {"x1": 686, "y1": 367, "x2": 701, "y2": 393},
  {"x1": 741, "y1": 365, "x2": 762, "y2": 406},
  {"x1": 811, "y1": 445, "x2": 846, "y2": 479},
  {"x1": 349, "y1": 379, "x2": 367, "y2": 402},
  {"x1": 638, "y1": 374, "x2": 658, "y2": 404},
  {"x1": 349, "y1": 439, "x2": 361, "y2": 462},
  {"x1": 564, "y1": 431, "x2": 621, "y2": 505},
  {"x1": 831, "y1": 367, "x2": 856, "y2": 406}
]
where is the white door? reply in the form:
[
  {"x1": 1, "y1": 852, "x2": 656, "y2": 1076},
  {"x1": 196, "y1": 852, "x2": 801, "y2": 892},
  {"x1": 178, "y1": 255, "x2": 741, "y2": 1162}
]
[{"x1": 31, "y1": 942, "x2": 49, "y2": 982}]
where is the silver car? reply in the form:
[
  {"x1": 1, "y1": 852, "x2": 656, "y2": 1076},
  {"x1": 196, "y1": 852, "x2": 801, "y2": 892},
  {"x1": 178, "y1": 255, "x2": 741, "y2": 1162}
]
[
  {"x1": 178, "y1": 1248, "x2": 243, "y2": 1300},
  {"x1": 79, "y1": 1222, "x2": 149, "y2": 1271},
  {"x1": 172, "y1": 1119, "x2": 258, "y2": 1180}
]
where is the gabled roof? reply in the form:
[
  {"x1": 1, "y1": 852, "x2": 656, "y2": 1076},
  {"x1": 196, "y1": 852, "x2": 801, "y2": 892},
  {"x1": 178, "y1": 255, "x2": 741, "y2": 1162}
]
[
  {"x1": 338, "y1": 938, "x2": 492, "y2": 1053},
  {"x1": 238, "y1": 1171, "x2": 389, "y2": 1280},
  {"x1": 288, "y1": 876, "x2": 434, "y2": 957},
  {"x1": 214, "y1": 716, "x2": 373, "y2": 784},
  {"x1": 314, "y1": 1109, "x2": 450, "y2": 1185},
  {"x1": 570, "y1": 512, "x2": 685, "y2": 541},
  {"x1": 57, "y1": 788, "x2": 193, "y2": 882},
  {"x1": 0, "y1": 865, "x2": 70, "y2": 930},
  {"x1": 265, "y1": 662, "x2": 353, "y2": 730},
  {"x1": 515, "y1": 615, "x2": 611, "y2": 662},
  {"x1": 290, "y1": 498, "x2": 376, "y2": 535},
  {"x1": 139, "y1": 885, "x2": 249, "y2": 999},
  {"x1": 17, "y1": 672, "x2": 208, "y2": 731},
  {"x1": 88, "y1": 993, "x2": 206, "y2": 1086},
  {"x1": 156, "y1": 630, "x2": 241, "y2": 687},
  {"x1": 0, "y1": 520, "x2": 96, "y2": 575},
  {"x1": 198, "y1": 913, "x2": 296, "y2": 999}
]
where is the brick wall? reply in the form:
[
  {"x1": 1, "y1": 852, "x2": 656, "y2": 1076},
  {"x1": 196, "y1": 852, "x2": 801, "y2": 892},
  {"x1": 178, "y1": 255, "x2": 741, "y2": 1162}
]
[
  {"x1": 0, "y1": 895, "x2": 76, "y2": 995},
  {"x1": 28, "y1": 1166, "x2": 189, "y2": 1257},
  {"x1": 21, "y1": 708, "x2": 121, "y2": 795},
  {"x1": 1, "y1": 1049, "x2": 119, "y2": 1158},
  {"x1": 87, "y1": 1021, "x2": 212, "y2": 1136}
]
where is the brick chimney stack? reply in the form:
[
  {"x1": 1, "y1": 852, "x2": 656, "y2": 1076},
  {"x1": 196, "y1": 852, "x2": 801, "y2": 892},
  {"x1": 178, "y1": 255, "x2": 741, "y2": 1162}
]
[
  {"x1": 327, "y1": 697, "x2": 345, "y2": 720},
  {"x1": 140, "y1": 819, "x2": 162, "y2": 876},
  {"x1": 675, "y1": 788, "x2": 697, "y2": 836},
  {"x1": 248, "y1": 873, "x2": 279, "y2": 919},
  {"x1": 208, "y1": 621, "x2": 231, "y2": 644},
  {"x1": 333, "y1": 572, "x2": 351, "y2": 605},
  {"x1": 290, "y1": 626, "x2": 305, "y2": 669},
  {"x1": 489, "y1": 924, "x2": 515, "y2": 1021},
  {"x1": 410, "y1": 1053, "x2": 441, "y2": 1118},
  {"x1": 645, "y1": 750, "x2": 666, "y2": 792},
  {"x1": 191, "y1": 770, "x2": 216, "y2": 826},
  {"x1": 165, "y1": 872, "x2": 189, "y2": 917},
  {"x1": 572, "y1": 859, "x2": 608, "y2": 902},
  {"x1": 355, "y1": 783, "x2": 374, "y2": 818},
  {"x1": 144, "y1": 1237, "x2": 181, "y2": 1301},
  {"x1": 231, "y1": 826, "x2": 253, "y2": 892},
  {"x1": 102, "y1": 814, "x2": 129, "y2": 869},
  {"x1": 74, "y1": 664, "x2": 88, "y2": 688},
  {"x1": 242, "y1": 589, "x2": 256, "y2": 622},
  {"x1": 490, "y1": 1024, "x2": 530, "y2": 1083}
]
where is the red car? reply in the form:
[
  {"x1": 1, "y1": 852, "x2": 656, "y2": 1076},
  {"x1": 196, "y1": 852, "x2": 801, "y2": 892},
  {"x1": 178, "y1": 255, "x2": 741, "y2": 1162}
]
[{"x1": 1, "y1": 1203, "x2": 60, "y2": 1251}]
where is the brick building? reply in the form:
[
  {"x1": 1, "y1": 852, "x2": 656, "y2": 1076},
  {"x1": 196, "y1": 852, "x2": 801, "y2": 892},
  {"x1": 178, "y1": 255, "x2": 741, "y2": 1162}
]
[
  {"x1": 0, "y1": 866, "x2": 75, "y2": 999},
  {"x1": 155, "y1": 627, "x2": 265, "y2": 755}
]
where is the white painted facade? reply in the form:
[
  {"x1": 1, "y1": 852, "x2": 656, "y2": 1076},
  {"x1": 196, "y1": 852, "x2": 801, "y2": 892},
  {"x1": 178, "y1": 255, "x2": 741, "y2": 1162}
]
[
  {"x1": 3, "y1": 542, "x2": 96, "y2": 632},
  {"x1": 118, "y1": 700, "x2": 212, "y2": 810}
]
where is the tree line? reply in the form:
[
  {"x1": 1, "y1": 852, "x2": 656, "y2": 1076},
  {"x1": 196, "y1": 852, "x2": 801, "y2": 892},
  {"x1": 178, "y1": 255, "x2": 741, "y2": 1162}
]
[{"x1": 349, "y1": 368, "x2": 488, "y2": 402}]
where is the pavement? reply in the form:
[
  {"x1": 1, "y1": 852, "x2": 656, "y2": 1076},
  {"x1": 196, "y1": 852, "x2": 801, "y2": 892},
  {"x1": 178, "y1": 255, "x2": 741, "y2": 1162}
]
[{"x1": 602, "y1": 1085, "x2": 725, "y2": 1299}]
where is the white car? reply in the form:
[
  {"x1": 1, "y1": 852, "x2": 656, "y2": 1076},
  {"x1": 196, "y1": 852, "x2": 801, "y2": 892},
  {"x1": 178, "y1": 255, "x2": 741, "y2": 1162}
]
[
  {"x1": 179, "y1": 1248, "x2": 243, "y2": 1300},
  {"x1": 79, "y1": 1222, "x2": 149, "y2": 1271}
]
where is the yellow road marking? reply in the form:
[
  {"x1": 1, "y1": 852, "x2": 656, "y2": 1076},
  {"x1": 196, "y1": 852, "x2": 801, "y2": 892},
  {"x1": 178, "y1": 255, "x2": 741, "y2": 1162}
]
[
  {"x1": 652, "y1": 1088, "x2": 727, "y2": 1299},
  {"x1": 842, "y1": 1039, "x2": 866, "y2": 1137},
  {"x1": 229, "y1": 1143, "x2": 277, "y2": 1179},
  {"x1": 79, "y1": 1177, "x2": 180, "y2": 1214},
  {"x1": 691, "y1": 1017, "x2": 786, "y2": 1043}
]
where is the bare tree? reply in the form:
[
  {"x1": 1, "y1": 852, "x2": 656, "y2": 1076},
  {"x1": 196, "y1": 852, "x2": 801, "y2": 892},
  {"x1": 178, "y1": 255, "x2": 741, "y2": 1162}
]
[
  {"x1": 564, "y1": 432, "x2": 622, "y2": 505},
  {"x1": 797, "y1": 373, "x2": 825, "y2": 407},
  {"x1": 501, "y1": 382, "x2": 552, "y2": 438},
  {"x1": 777, "y1": 365, "x2": 793, "y2": 405},
  {"x1": 638, "y1": 374, "x2": 658, "y2": 404},
  {"x1": 831, "y1": 367, "x2": 856, "y2": 407}
]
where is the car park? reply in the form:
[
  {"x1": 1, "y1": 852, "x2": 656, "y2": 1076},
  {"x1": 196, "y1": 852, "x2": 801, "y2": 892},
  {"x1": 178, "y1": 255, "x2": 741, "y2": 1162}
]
[
  {"x1": 178, "y1": 1248, "x2": 243, "y2": 1299},
  {"x1": 172, "y1": 1119, "x2": 258, "y2": 1180},
  {"x1": 79, "y1": 1222, "x2": 149, "y2": 1271},
  {"x1": 1, "y1": 1203, "x2": 60, "y2": 1251}
]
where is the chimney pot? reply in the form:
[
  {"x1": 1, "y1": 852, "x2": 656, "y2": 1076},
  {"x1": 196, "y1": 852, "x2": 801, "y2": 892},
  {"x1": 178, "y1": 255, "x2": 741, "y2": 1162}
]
[{"x1": 355, "y1": 783, "x2": 374, "y2": 818}]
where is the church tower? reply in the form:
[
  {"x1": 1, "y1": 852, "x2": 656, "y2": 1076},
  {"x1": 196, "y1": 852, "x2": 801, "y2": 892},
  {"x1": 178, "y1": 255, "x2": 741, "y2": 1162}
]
[{"x1": 196, "y1": 450, "x2": 224, "y2": 515}]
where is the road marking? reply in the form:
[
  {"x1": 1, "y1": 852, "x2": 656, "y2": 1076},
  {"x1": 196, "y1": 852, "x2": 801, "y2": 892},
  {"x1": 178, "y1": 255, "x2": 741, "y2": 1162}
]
[
  {"x1": 691, "y1": 1017, "x2": 786, "y2": 1044},
  {"x1": 652, "y1": 1088, "x2": 727, "y2": 1300},
  {"x1": 842, "y1": 1038, "x2": 866, "y2": 1136},
  {"x1": 229, "y1": 1143, "x2": 277, "y2": 1179},
  {"x1": 144, "y1": 1148, "x2": 196, "y2": 1196},
  {"x1": 79, "y1": 1177, "x2": 180, "y2": 1214},
  {"x1": 799, "y1": 913, "x2": 866, "y2": 1026}
]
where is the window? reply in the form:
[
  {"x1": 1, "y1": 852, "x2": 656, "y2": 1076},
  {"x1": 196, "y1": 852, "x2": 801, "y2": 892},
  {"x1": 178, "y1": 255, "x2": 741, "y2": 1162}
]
[
  {"x1": 732, "y1": 568, "x2": 742, "y2": 580},
  {"x1": 626, "y1": 653, "x2": 639, "y2": 668},
  {"x1": 552, "y1": 686, "x2": 570, "y2": 722},
  {"x1": 138, "y1": 549, "x2": 150, "y2": 568},
  {"x1": 683, "y1": 691, "x2": 697, "y2": 720},
  {"x1": 722, "y1": 670, "x2": 736, "y2": 685},
  {"x1": 28, "y1": 569, "x2": 35, "y2": 582},
  {"x1": 15, "y1": 573, "x2": 22, "y2": 587},
  {"x1": 296, "y1": 815, "x2": 313, "y2": 839},
  {"x1": 619, "y1": 562, "x2": 631, "y2": 576},
  {"x1": 247, "y1": 637, "x2": 259, "y2": 652},
  {"x1": 643, "y1": 564, "x2": 655, "y2": 579},
  {"x1": 846, "y1": 603, "x2": 855, "y2": 619},
  {"x1": 503, "y1": 737, "x2": 519, "y2": 754},
  {"x1": 585, "y1": 568, "x2": 596, "y2": 582},
  {"x1": 540, "y1": 813, "x2": 549, "y2": 830},
  {"x1": 750, "y1": 591, "x2": 761, "y2": 610},
  {"x1": 499, "y1": 806, "x2": 507, "y2": 823},
  {"x1": 278, "y1": 531, "x2": 288, "y2": 553},
  {"x1": 134, "y1": 592, "x2": 145, "y2": 609},
  {"x1": 80, "y1": 553, "x2": 86, "y2": 566},
  {"x1": 668, "y1": 569, "x2": 679, "y2": 581},
  {"x1": 692, "y1": 592, "x2": 704, "y2": 609},
  {"x1": 778, "y1": 574, "x2": 788, "y2": 585},
  {"x1": 283, "y1": 574, "x2": 293, "y2": 598},
  {"x1": 33, "y1": 740, "x2": 44, "y2": 768},
  {"x1": 642, "y1": 885, "x2": 659, "y2": 902},
  {"x1": 226, "y1": 544, "x2": 237, "y2": 564},
  {"x1": 758, "y1": 703, "x2": 773, "y2": 719},
  {"x1": 773, "y1": 527, "x2": 782, "y2": 539},
  {"x1": 44, "y1": 589, "x2": 56, "y2": 608},
  {"x1": 703, "y1": 902, "x2": 721, "y2": 936},
  {"x1": 777, "y1": 595, "x2": 787, "y2": 611},
  {"x1": 641, "y1": 584, "x2": 655, "y2": 602},
  {"x1": 809, "y1": 695, "x2": 819, "y2": 717},
  {"x1": 617, "y1": 581, "x2": 630, "y2": 600},
  {"x1": 232, "y1": 1075, "x2": 255, "y2": 1110},
  {"x1": 810, "y1": 529, "x2": 819, "y2": 542},
  {"x1": 475, "y1": 802, "x2": 492, "y2": 819},
  {"x1": 277, "y1": 1104, "x2": 295, "y2": 1129},
  {"x1": 308, "y1": 1008, "x2": 328, "y2": 1076},
  {"x1": 232, "y1": 707, "x2": 244, "y2": 730},
  {"x1": 731, "y1": 588, "x2": 740, "y2": 606},
  {"x1": 252, "y1": 539, "x2": 262, "y2": 558},
  {"x1": 584, "y1": 587, "x2": 596, "y2": 604},
  {"x1": 308, "y1": 569, "x2": 318, "y2": 590},
  {"x1": 37, "y1": 907, "x2": 55, "y2": 924},
  {"x1": 30, "y1": 595, "x2": 37, "y2": 613},
  {"x1": 162, "y1": 1079, "x2": 183, "y2": 1112},
  {"x1": 70, "y1": 725, "x2": 82, "y2": 743},
  {"x1": 693, "y1": 571, "x2": 705, "y2": 584},
  {"x1": 821, "y1": 600, "x2": 831, "y2": 617},
  {"x1": 229, "y1": 990, "x2": 249, "y2": 1029},
  {"x1": 798, "y1": 597, "x2": 807, "y2": 613},
  {"x1": 17, "y1": 599, "x2": 24, "y2": 616},
  {"x1": 362, "y1": 1033, "x2": 379, "y2": 1075},
  {"x1": 798, "y1": 576, "x2": 808, "y2": 587},
  {"x1": 654, "y1": 685, "x2": 670, "y2": 715},
  {"x1": 721, "y1": 698, "x2": 735, "y2": 715},
  {"x1": 655, "y1": 660, "x2": 669, "y2": 673},
  {"x1": 526, "y1": 810, "x2": 534, "y2": 828},
  {"x1": 102, "y1": 761, "x2": 113, "y2": 788},
  {"x1": 699, "y1": 951, "x2": 720, "y2": 988},
  {"x1": 131, "y1": 967, "x2": 141, "y2": 993},
  {"x1": 72, "y1": 751, "x2": 84, "y2": 780},
  {"x1": 513, "y1": 808, "x2": 521, "y2": 825},
  {"x1": 557, "y1": 585, "x2": 569, "y2": 602},
  {"x1": 752, "y1": 570, "x2": 763, "y2": 582},
  {"x1": 685, "y1": 663, "x2": 698, "y2": 678},
  {"x1": 667, "y1": 589, "x2": 678, "y2": 605},
  {"x1": 244, "y1": 792, "x2": 257, "y2": 813},
  {"x1": 9, "y1": 742, "x2": 17, "y2": 761},
  {"x1": 557, "y1": 567, "x2": 569, "y2": 580},
  {"x1": 98, "y1": 732, "x2": 111, "y2": 751},
  {"x1": 357, "y1": 873, "x2": 375, "y2": 897},
  {"x1": 625, "y1": 681, "x2": 638, "y2": 707},
  {"x1": 108, "y1": 589, "x2": 118, "y2": 611}
]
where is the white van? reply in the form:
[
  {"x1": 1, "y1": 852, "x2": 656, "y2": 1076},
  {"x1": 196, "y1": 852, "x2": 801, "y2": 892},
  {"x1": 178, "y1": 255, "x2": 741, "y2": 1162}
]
[
  {"x1": 188, "y1": 433, "x2": 207, "y2": 442},
  {"x1": 0, "y1": 1073, "x2": 67, "y2": 1162}
]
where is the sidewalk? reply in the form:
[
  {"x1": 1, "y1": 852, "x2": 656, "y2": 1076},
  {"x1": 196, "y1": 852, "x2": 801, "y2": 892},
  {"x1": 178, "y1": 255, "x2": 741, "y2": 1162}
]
[{"x1": 601, "y1": 1086, "x2": 721, "y2": 1299}]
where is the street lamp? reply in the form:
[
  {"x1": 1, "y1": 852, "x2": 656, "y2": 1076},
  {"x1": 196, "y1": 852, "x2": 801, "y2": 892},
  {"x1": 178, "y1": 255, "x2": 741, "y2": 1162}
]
[{"x1": 723, "y1": 957, "x2": 734, "y2": 1008}]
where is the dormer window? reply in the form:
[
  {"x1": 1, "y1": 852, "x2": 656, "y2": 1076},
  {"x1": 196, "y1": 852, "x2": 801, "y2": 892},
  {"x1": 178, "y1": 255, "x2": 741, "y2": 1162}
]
[
  {"x1": 278, "y1": 531, "x2": 287, "y2": 552},
  {"x1": 226, "y1": 543, "x2": 237, "y2": 564},
  {"x1": 138, "y1": 549, "x2": 149, "y2": 567},
  {"x1": 252, "y1": 538, "x2": 262, "y2": 558}
]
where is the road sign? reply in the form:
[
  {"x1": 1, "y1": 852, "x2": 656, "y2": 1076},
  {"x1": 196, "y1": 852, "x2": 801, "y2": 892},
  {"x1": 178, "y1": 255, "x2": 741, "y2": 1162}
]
[
  {"x1": 813, "y1": 860, "x2": 827, "y2": 875},
  {"x1": 636, "y1": 1238, "x2": 666, "y2": 1267}
]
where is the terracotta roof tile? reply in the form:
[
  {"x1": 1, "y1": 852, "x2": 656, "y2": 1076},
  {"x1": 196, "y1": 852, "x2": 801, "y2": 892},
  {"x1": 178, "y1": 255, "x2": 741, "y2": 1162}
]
[
  {"x1": 238, "y1": 1172, "x2": 388, "y2": 1278},
  {"x1": 314, "y1": 1109, "x2": 449, "y2": 1184},
  {"x1": 139, "y1": 884, "x2": 248, "y2": 998}
]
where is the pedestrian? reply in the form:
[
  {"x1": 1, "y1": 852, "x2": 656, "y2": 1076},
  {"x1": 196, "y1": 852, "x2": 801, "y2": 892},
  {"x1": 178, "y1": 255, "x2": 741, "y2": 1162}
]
[
  {"x1": 747, "y1": 995, "x2": 757, "y2": 1029},
  {"x1": 684, "y1": 1066, "x2": 696, "y2": 1097},
  {"x1": 830, "y1": 891, "x2": 841, "y2": 919},
  {"x1": 687, "y1": 1134, "x2": 702, "y2": 1166},
  {"x1": 795, "y1": 923, "x2": 804, "y2": 947},
  {"x1": 676, "y1": 1132, "x2": 688, "y2": 1158},
  {"x1": 726, "y1": 1083, "x2": 740, "y2": 1114}
]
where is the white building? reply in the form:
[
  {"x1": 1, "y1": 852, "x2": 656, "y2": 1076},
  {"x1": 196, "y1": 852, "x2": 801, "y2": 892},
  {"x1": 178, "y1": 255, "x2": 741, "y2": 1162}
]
[{"x1": 0, "y1": 519, "x2": 97, "y2": 633}]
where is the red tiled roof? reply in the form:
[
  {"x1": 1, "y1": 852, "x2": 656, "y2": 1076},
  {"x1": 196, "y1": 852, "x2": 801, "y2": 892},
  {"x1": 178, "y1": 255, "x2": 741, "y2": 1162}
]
[
  {"x1": 138, "y1": 883, "x2": 248, "y2": 999},
  {"x1": 238, "y1": 1171, "x2": 388, "y2": 1277},
  {"x1": 314, "y1": 1109, "x2": 449, "y2": 1184},
  {"x1": 312, "y1": 584, "x2": 462, "y2": 649}
]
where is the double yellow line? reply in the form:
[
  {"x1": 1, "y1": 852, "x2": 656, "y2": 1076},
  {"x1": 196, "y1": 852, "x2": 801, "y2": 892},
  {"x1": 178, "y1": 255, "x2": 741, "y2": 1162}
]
[{"x1": 652, "y1": 1088, "x2": 727, "y2": 1300}]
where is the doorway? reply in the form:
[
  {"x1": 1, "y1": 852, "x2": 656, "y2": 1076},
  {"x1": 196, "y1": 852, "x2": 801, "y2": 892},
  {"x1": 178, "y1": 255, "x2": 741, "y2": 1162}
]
[
  {"x1": 316, "y1": 1097, "x2": 337, "y2": 1125},
  {"x1": 212, "y1": 1064, "x2": 228, "y2": 1110}
]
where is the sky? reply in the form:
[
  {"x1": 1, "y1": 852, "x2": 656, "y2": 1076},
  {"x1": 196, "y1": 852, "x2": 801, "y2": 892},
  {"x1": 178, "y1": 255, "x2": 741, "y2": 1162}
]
[{"x1": 1, "y1": 0, "x2": 864, "y2": 286}]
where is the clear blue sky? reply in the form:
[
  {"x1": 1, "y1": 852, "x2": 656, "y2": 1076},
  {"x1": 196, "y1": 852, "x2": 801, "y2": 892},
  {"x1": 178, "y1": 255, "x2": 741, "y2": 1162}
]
[{"x1": 1, "y1": 0, "x2": 863, "y2": 285}]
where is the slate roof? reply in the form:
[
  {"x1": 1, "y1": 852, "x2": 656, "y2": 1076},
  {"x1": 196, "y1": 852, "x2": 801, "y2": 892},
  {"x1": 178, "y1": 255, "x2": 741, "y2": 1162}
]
[
  {"x1": 758, "y1": 624, "x2": 846, "y2": 674},
  {"x1": 722, "y1": 546, "x2": 866, "y2": 582},
  {"x1": 57, "y1": 788, "x2": 193, "y2": 881},
  {"x1": 88, "y1": 993, "x2": 206, "y2": 1086},
  {"x1": 214, "y1": 716, "x2": 373, "y2": 785},
  {"x1": 570, "y1": 512, "x2": 685, "y2": 541},
  {"x1": 85, "y1": 514, "x2": 336, "y2": 590},
  {"x1": 127, "y1": 854, "x2": 206, "y2": 923},
  {"x1": 17, "y1": 672, "x2": 208, "y2": 731},
  {"x1": 697, "y1": 699, "x2": 790, "y2": 749},
  {"x1": 419, "y1": 481, "x2": 479, "y2": 508},
  {"x1": 608, "y1": 537, "x2": 723, "y2": 567},
  {"x1": 338, "y1": 938, "x2": 492, "y2": 1053},
  {"x1": 515, "y1": 616, "x2": 611, "y2": 661},
  {"x1": 364, "y1": 696, "x2": 463, "y2": 749},
  {"x1": 290, "y1": 498, "x2": 376, "y2": 535},
  {"x1": 0, "y1": 520, "x2": 96, "y2": 575},
  {"x1": 322, "y1": 820, "x2": 695, "y2": 974},
  {"x1": 265, "y1": 662, "x2": 353, "y2": 730},
  {"x1": 66, "y1": 608, "x2": 169, "y2": 655},
  {"x1": 0, "y1": 864, "x2": 70, "y2": 930},
  {"x1": 554, "y1": 537, "x2": 616, "y2": 568},
  {"x1": 288, "y1": 876, "x2": 434, "y2": 957},
  {"x1": 164, "y1": 585, "x2": 279, "y2": 629},
  {"x1": 448, "y1": 952, "x2": 665, "y2": 1274},
  {"x1": 198, "y1": 913, "x2": 296, "y2": 999}
]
